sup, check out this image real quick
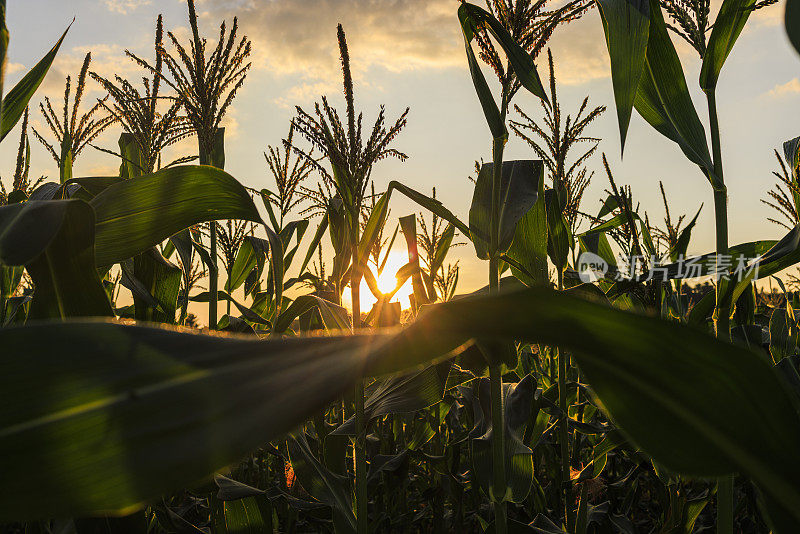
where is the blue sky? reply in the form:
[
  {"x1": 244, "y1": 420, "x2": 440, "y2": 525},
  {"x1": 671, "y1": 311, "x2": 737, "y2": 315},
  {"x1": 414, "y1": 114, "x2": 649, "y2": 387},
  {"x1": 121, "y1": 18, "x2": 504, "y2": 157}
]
[{"x1": 3, "y1": 0, "x2": 799, "y2": 301}]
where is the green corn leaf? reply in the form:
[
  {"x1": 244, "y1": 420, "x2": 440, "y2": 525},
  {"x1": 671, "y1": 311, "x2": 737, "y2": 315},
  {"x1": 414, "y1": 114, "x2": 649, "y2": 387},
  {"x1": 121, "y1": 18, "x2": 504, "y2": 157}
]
[
  {"x1": 273, "y1": 294, "x2": 350, "y2": 333},
  {"x1": 0, "y1": 319, "x2": 461, "y2": 519},
  {"x1": 458, "y1": 3, "x2": 549, "y2": 102},
  {"x1": 545, "y1": 189, "x2": 573, "y2": 272},
  {"x1": 633, "y1": 0, "x2": 716, "y2": 182},
  {"x1": 1, "y1": 21, "x2": 71, "y2": 142},
  {"x1": 506, "y1": 174, "x2": 549, "y2": 286},
  {"x1": 226, "y1": 237, "x2": 262, "y2": 293},
  {"x1": 90, "y1": 166, "x2": 261, "y2": 266},
  {"x1": 466, "y1": 375, "x2": 536, "y2": 503},
  {"x1": 5, "y1": 287, "x2": 800, "y2": 525},
  {"x1": 130, "y1": 248, "x2": 181, "y2": 324},
  {"x1": 334, "y1": 362, "x2": 451, "y2": 435},
  {"x1": 470, "y1": 160, "x2": 543, "y2": 260},
  {"x1": 699, "y1": 0, "x2": 756, "y2": 91},
  {"x1": 596, "y1": 0, "x2": 650, "y2": 152},
  {"x1": 287, "y1": 434, "x2": 356, "y2": 533},
  {"x1": 387, "y1": 181, "x2": 470, "y2": 237},
  {"x1": 0, "y1": 200, "x2": 112, "y2": 319},
  {"x1": 458, "y1": 5, "x2": 506, "y2": 140},
  {"x1": 190, "y1": 291, "x2": 271, "y2": 327},
  {"x1": 358, "y1": 190, "x2": 390, "y2": 266},
  {"x1": 400, "y1": 214, "x2": 431, "y2": 308}
]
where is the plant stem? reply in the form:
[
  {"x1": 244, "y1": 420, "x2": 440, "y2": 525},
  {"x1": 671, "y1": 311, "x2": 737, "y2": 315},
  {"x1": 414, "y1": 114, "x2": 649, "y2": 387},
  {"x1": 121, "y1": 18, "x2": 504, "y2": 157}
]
[
  {"x1": 352, "y1": 242, "x2": 367, "y2": 534},
  {"x1": 489, "y1": 363, "x2": 508, "y2": 533},
  {"x1": 489, "y1": 119, "x2": 508, "y2": 532},
  {"x1": 556, "y1": 269, "x2": 573, "y2": 531},
  {"x1": 707, "y1": 89, "x2": 733, "y2": 534},
  {"x1": 199, "y1": 143, "x2": 218, "y2": 330}
]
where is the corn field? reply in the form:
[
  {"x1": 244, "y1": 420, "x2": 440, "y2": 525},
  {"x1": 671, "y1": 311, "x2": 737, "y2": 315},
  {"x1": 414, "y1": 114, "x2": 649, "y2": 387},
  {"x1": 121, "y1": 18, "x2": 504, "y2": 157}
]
[{"x1": 3, "y1": 0, "x2": 800, "y2": 532}]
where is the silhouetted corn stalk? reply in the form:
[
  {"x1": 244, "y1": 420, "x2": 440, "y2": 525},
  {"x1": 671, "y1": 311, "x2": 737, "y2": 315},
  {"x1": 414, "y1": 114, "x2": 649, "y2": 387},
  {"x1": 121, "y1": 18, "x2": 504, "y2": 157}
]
[
  {"x1": 265, "y1": 123, "x2": 313, "y2": 227},
  {"x1": 510, "y1": 49, "x2": 604, "y2": 235},
  {"x1": 291, "y1": 24, "x2": 408, "y2": 534},
  {"x1": 762, "y1": 150, "x2": 800, "y2": 230},
  {"x1": 32, "y1": 53, "x2": 116, "y2": 183},
  {"x1": 131, "y1": 0, "x2": 252, "y2": 329},
  {"x1": 92, "y1": 15, "x2": 194, "y2": 174}
]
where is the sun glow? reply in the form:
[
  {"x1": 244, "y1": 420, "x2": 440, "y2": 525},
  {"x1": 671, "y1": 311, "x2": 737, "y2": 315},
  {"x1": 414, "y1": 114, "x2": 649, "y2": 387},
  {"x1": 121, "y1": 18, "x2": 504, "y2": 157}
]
[{"x1": 342, "y1": 250, "x2": 414, "y2": 314}]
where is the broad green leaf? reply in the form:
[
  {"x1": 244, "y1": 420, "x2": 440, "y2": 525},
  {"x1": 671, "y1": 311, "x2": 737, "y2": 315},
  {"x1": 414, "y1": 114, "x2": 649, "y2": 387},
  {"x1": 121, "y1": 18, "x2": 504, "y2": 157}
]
[
  {"x1": 273, "y1": 294, "x2": 350, "y2": 333},
  {"x1": 0, "y1": 200, "x2": 112, "y2": 319},
  {"x1": 458, "y1": 3, "x2": 549, "y2": 102},
  {"x1": 469, "y1": 160, "x2": 543, "y2": 259},
  {"x1": 466, "y1": 375, "x2": 536, "y2": 503},
  {"x1": 131, "y1": 248, "x2": 181, "y2": 324},
  {"x1": 90, "y1": 166, "x2": 261, "y2": 266},
  {"x1": 458, "y1": 4, "x2": 506, "y2": 139},
  {"x1": 506, "y1": 175, "x2": 548, "y2": 286},
  {"x1": 190, "y1": 291, "x2": 271, "y2": 327},
  {"x1": 699, "y1": 0, "x2": 756, "y2": 91},
  {"x1": 118, "y1": 132, "x2": 145, "y2": 179},
  {"x1": 634, "y1": 0, "x2": 716, "y2": 182},
  {"x1": 545, "y1": 189, "x2": 572, "y2": 272},
  {"x1": 334, "y1": 362, "x2": 451, "y2": 434},
  {"x1": 770, "y1": 306, "x2": 798, "y2": 364},
  {"x1": 0, "y1": 321, "x2": 460, "y2": 519},
  {"x1": 596, "y1": 0, "x2": 649, "y2": 151},
  {"x1": 358, "y1": 190, "x2": 390, "y2": 266},
  {"x1": 0, "y1": 22, "x2": 71, "y2": 141},
  {"x1": 226, "y1": 238, "x2": 261, "y2": 293}
]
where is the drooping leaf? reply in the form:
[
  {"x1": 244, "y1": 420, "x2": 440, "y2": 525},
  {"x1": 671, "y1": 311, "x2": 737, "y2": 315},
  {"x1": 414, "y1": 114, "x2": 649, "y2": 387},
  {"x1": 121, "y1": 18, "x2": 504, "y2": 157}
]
[
  {"x1": 0, "y1": 200, "x2": 112, "y2": 319},
  {"x1": 334, "y1": 362, "x2": 451, "y2": 434},
  {"x1": 458, "y1": 5, "x2": 506, "y2": 139},
  {"x1": 458, "y1": 3, "x2": 549, "y2": 102},
  {"x1": 470, "y1": 160, "x2": 543, "y2": 259},
  {"x1": 633, "y1": 0, "x2": 716, "y2": 182},
  {"x1": 596, "y1": 0, "x2": 650, "y2": 151},
  {"x1": 90, "y1": 166, "x2": 261, "y2": 266}
]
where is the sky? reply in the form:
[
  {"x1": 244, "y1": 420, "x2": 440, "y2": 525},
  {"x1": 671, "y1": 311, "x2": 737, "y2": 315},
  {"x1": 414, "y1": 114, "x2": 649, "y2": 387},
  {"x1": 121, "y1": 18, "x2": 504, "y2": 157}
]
[{"x1": 3, "y1": 0, "x2": 800, "y2": 319}]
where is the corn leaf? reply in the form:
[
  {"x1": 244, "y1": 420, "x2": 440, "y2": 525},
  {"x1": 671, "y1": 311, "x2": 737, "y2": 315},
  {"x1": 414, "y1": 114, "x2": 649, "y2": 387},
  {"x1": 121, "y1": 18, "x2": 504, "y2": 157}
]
[
  {"x1": 0, "y1": 199, "x2": 112, "y2": 319},
  {"x1": 1, "y1": 22, "x2": 71, "y2": 141},
  {"x1": 469, "y1": 160, "x2": 543, "y2": 260},
  {"x1": 90, "y1": 166, "x2": 261, "y2": 266},
  {"x1": 699, "y1": 0, "x2": 756, "y2": 91},
  {"x1": 596, "y1": 0, "x2": 650, "y2": 152}
]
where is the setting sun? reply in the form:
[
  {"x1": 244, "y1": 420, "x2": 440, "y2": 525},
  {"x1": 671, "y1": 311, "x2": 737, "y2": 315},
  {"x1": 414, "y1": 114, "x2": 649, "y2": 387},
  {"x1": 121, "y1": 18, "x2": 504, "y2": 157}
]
[{"x1": 342, "y1": 250, "x2": 414, "y2": 313}]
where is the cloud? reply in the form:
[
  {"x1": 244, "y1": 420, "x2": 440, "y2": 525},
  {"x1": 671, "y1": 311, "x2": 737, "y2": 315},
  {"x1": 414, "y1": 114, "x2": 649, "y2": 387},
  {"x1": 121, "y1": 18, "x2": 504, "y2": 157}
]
[
  {"x1": 6, "y1": 63, "x2": 25, "y2": 76},
  {"x1": 547, "y1": 17, "x2": 610, "y2": 85},
  {"x1": 200, "y1": 0, "x2": 610, "y2": 94},
  {"x1": 203, "y1": 0, "x2": 462, "y2": 83},
  {"x1": 104, "y1": 0, "x2": 152, "y2": 15},
  {"x1": 766, "y1": 78, "x2": 800, "y2": 98}
]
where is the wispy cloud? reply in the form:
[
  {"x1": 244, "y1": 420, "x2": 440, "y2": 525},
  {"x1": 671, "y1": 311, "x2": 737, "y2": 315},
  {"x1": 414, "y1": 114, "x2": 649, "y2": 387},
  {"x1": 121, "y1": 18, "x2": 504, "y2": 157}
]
[
  {"x1": 204, "y1": 0, "x2": 462, "y2": 83},
  {"x1": 104, "y1": 0, "x2": 152, "y2": 15},
  {"x1": 201, "y1": 0, "x2": 610, "y2": 97},
  {"x1": 766, "y1": 78, "x2": 800, "y2": 98}
]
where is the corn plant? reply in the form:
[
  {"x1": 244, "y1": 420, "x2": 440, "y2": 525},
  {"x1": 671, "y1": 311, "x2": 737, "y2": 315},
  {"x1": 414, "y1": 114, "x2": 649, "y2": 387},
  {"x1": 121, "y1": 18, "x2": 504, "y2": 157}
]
[
  {"x1": 132, "y1": 0, "x2": 252, "y2": 329},
  {"x1": 32, "y1": 53, "x2": 116, "y2": 183},
  {"x1": 92, "y1": 15, "x2": 195, "y2": 175},
  {"x1": 291, "y1": 24, "x2": 409, "y2": 533}
]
